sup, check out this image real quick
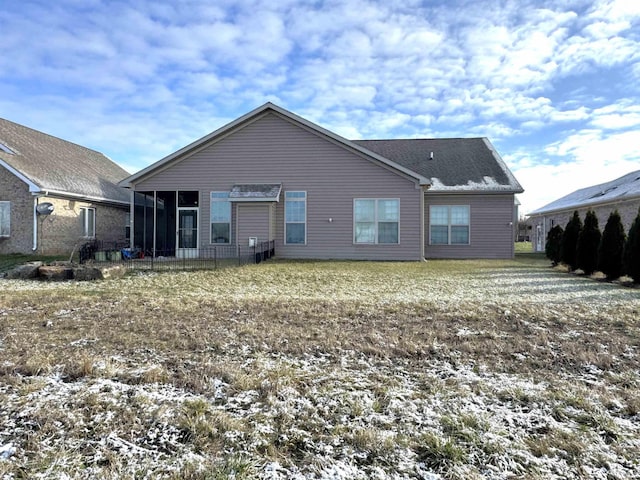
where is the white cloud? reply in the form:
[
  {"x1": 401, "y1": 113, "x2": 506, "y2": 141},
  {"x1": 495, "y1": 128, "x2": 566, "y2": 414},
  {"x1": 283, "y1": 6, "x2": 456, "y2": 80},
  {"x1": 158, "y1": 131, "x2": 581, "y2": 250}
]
[
  {"x1": 0, "y1": 0, "x2": 639, "y2": 210},
  {"x1": 589, "y1": 103, "x2": 640, "y2": 130},
  {"x1": 513, "y1": 128, "x2": 640, "y2": 214}
]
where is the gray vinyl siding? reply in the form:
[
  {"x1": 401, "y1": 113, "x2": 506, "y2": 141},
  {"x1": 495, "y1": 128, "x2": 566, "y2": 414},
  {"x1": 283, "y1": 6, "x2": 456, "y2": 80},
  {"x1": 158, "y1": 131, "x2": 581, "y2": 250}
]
[
  {"x1": 236, "y1": 204, "x2": 271, "y2": 246},
  {"x1": 134, "y1": 112, "x2": 423, "y2": 260},
  {"x1": 425, "y1": 193, "x2": 515, "y2": 259}
]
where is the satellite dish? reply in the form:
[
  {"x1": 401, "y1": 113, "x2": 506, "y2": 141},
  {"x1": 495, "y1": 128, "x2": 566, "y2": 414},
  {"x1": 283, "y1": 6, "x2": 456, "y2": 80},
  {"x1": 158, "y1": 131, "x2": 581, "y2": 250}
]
[{"x1": 36, "y1": 202, "x2": 55, "y2": 215}]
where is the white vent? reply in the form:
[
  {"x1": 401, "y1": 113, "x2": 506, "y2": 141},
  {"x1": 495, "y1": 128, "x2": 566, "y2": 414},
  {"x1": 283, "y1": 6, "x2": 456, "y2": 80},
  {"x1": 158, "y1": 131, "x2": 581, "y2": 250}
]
[{"x1": 248, "y1": 237, "x2": 257, "y2": 247}]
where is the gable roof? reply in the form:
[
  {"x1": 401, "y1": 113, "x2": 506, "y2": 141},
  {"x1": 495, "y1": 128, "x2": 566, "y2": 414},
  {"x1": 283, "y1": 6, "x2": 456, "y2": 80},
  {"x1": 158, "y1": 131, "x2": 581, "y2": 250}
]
[
  {"x1": 528, "y1": 170, "x2": 640, "y2": 216},
  {"x1": 120, "y1": 102, "x2": 523, "y2": 195},
  {"x1": 353, "y1": 138, "x2": 523, "y2": 193},
  {"x1": 0, "y1": 117, "x2": 130, "y2": 205},
  {"x1": 119, "y1": 102, "x2": 430, "y2": 188}
]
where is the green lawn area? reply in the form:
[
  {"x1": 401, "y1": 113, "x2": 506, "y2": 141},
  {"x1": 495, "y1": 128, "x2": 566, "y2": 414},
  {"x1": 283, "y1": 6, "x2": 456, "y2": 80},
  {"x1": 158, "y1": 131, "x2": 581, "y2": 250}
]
[{"x1": 0, "y1": 256, "x2": 638, "y2": 478}]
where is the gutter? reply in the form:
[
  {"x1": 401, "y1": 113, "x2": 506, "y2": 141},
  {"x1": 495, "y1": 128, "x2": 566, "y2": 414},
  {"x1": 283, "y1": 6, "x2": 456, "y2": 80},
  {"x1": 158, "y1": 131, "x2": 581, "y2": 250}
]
[{"x1": 42, "y1": 189, "x2": 130, "y2": 206}]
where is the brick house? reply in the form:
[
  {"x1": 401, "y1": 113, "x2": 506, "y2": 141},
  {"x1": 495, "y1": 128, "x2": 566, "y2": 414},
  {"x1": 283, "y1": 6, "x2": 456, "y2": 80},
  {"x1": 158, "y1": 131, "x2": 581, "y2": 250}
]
[
  {"x1": 528, "y1": 170, "x2": 640, "y2": 252},
  {"x1": 0, "y1": 118, "x2": 130, "y2": 255}
]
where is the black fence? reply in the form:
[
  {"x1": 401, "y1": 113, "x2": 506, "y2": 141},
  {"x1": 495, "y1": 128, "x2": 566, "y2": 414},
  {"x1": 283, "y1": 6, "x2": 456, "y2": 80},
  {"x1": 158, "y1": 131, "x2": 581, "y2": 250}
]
[{"x1": 79, "y1": 241, "x2": 275, "y2": 271}]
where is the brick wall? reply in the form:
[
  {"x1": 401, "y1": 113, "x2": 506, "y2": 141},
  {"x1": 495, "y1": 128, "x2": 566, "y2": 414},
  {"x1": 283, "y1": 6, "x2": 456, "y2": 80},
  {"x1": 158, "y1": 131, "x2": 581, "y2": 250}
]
[
  {"x1": 0, "y1": 167, "x2": 34, "y2": 254},
  {"x1": 36, "y1": 196, "x2": 128, "y2": 255},
  {"x1": 0, "y1": 166, "x2": 129, "y2": 254},
  {"x1": 530, "y1": 199, "x2": 640, "y2": 252}
]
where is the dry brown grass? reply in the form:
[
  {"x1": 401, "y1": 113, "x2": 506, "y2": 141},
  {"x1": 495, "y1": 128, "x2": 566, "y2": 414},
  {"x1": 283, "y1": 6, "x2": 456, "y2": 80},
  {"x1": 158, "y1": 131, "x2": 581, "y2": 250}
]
[{"x1": 1, "y1": 256, "x2": 639, "y2": 478}]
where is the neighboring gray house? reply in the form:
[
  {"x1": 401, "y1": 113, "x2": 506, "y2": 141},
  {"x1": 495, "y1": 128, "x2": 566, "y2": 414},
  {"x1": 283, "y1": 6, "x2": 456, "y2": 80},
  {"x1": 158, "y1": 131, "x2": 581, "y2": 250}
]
[
  {"x1": 119, "y1": 103, "x2": 523, "y2": 260},
  {"x1": 0, "y1": 118, "x2": 130, "y2": 255},
  {"x1": 528, "y1": 170, "x2": 640, "y2": 252}
]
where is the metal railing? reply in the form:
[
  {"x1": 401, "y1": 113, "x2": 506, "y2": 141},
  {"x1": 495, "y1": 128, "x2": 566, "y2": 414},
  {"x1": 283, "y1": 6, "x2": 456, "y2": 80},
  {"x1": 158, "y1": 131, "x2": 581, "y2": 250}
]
[{"x1": 81, "y1": 240, "x2": 275, "y2": 271}]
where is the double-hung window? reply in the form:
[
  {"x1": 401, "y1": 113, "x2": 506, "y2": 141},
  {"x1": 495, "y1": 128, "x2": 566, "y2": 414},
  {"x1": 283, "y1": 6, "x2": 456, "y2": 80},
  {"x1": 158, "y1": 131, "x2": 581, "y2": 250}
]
[
  {"x1": 354, "y1": 198, "x2": 399, "y2": 244},
  {"x1": 0, "y1": 201, "x2": 10, "y2": 237},
  {"x1": 285, "y1": 191, "x2": 306, "y2": 244},
  {"x1": 210, "y1": 192, "x2": 231, "y2": 243},
  {"x1": 430, "y1": 205, "x2": 470, "y2": 245},
  {"x1": 80, "y1": 207, "x2": 96, "y2": 238}
]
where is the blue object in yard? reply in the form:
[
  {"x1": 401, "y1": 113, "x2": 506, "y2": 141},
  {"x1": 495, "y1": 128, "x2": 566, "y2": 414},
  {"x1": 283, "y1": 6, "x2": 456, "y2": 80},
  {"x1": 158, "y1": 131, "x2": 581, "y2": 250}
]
[{"x1": 121, "y1": 248, "x2": 140, "y2": 259}]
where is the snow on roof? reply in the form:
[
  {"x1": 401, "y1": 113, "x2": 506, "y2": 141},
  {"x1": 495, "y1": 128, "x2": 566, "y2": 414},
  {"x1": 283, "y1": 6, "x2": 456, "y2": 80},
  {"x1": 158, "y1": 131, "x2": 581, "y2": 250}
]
[
  {"x1": 429, "y1": 175, "x2": 521, "y2": 192},
  {"x1": 229, "y1": 183, "x2": 282, "y2": 201},
  {"x1": 528, "y1": 170, "x2": 640, "y2": 216},
  {"x1": 353, "y1": 137, "x2": 524, "y2": 193}
]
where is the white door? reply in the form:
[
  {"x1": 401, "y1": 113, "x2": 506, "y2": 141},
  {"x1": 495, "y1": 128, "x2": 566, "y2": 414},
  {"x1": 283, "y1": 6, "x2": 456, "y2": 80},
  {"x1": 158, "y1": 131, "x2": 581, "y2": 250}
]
[{"x1": 177, "y1": 208, "x2": 198, "y2": 258}]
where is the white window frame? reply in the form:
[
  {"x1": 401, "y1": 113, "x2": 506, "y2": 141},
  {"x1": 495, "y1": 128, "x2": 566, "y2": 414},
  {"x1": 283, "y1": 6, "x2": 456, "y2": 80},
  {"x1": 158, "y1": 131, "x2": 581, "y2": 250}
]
[
  {"x1": 429, "y1": 205, "x2": 470, "y2": 245},
  {"x1": 210, "y1": 192, "x2": 231, "y2": 244},
  {"x1": 0, "y1": 201, "x2": 10, "y2": 237},
  {"x1": 80, "y1": 207, "x2": 96, "y2": 238},
  {"x1": 284, "y1": 191, "x2": 307, "y2": 245},
  {"x1": 353, "y1": 198, "x2": 400, "y2": 244},
  {"x1": 125, "y1": 212, "x2": 131, "y2": 240}
]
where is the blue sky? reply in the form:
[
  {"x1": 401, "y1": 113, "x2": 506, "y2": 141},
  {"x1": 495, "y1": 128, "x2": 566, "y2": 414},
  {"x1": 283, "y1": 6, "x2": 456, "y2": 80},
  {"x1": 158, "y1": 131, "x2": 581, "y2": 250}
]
[{"x1": 1, "y1": 0, "x2": 639, "y2": 215}]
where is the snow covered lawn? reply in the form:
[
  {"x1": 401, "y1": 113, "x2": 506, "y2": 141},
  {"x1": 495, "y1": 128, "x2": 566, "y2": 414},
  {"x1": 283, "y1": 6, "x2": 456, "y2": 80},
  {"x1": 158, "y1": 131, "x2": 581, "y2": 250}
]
[{"x1": 1, "y1": 257, "x2": 639, "y2": 479}]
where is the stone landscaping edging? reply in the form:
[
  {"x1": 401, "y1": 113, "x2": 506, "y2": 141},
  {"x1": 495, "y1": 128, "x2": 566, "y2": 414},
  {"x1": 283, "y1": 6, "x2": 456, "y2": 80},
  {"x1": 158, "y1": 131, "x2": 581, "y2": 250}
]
[{"x1": 3, "y1": 262, "x2": 126, "y2": 281}]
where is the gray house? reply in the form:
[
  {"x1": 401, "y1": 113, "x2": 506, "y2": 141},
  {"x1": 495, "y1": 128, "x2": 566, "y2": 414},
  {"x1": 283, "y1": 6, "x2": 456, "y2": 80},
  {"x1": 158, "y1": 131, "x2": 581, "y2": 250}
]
[
  {"x1": 119, "y1": 103, "x2": 523, "y2": 260},
  {"x1": 528, "y1": 170, "x2": 640, "y2": 252},
  {"x1": 0, "y1": 118, "x2": 130, "y2": 255}
]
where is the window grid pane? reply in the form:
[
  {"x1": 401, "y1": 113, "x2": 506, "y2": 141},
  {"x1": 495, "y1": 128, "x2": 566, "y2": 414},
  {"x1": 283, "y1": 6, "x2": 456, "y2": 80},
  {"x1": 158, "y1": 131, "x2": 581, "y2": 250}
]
[
  {"x1": 429, "y1": 206, "x2": 470, "y2": 245},
  {"x1": 378, "y1": 222, "x2": 398, "y2": 243},
  {"x1": 88, "y1": 210, "x2": 95, "y2": 237},
  {"x1": 286, "y1": 223, "x2": 305, "y2": 244},
  {"x1": 354, "y1": 199, "x2": 399, "y2": 244},
  {"x1": 354, "y1": 200, "x2": 375, "y2": 222},
  {"x1": 378, "y1": 200, "x2": 399, "y2": 222},
  {"x1": 431, "y1": 225, "x2": 449, "y2": 244},
  {"x1": 285, "y1": 201, "x2": 305, "y2": 222},
  {"x1": 430, "y1": 206, "x2": 449, "y2": 225},
  {"x1": 355, "y1": 222, "x2": 376, "y2": 243},
  {"x1": 0, "y1": 202, "x2": 10, "y2": 237},
  {"x1": 451, "y1": 206, "x2": 469, "y2": 225},
  {"x1": 285, "y1": 192, "x2": 306, "y2": 244},
  {"x1": 211, "y1": 223, "x2": 230, "y2": 243},
  {"x1": 210, "y1": 192, "x2": 231, "y2": 244},
  {"x1": 285, "y1": 191, "x2": 306, "y2": 199},
  {"x1": 451, "y1": 226, "x2": 469, "y2": 244}
]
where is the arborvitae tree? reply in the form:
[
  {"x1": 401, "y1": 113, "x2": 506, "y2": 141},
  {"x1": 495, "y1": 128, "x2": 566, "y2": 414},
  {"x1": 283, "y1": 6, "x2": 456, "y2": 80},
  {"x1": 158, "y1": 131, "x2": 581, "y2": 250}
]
[
  {"x1": 561, "y1": 210, "x2": 582, "y2": 271},
  {"x1": 545, "y1": 224, "x2": 564, "y2": 266},
  {"x1": 597, "y1": 210, "x2": 626, "y2": 280},
  {"x1": 623, "y1": 208, "x2": 640, "y2": 283},
  {"x1": 576, "y1": 210, "x2": 601, "y2": 275}
]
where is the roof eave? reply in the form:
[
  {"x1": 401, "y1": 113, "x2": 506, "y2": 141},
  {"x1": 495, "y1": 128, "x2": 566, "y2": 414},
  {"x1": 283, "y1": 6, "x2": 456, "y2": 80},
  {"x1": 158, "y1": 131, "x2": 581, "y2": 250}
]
[
  {"x1": 41, "y1": 189, "x2": 130, "y2": 206},
  {"x1": 527, "y1": 193, "x2": 640, "y2": 217},
  {"x1": 481, "y1": 138, "x2": 524, "y2": 193},
  {"x1": 0, "y1": 158, "x2": 41, "y2": 192}
]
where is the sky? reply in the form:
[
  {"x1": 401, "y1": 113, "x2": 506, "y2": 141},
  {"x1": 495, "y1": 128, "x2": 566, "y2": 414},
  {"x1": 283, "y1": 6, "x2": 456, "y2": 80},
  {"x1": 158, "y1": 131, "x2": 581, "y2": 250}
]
[{"x1": 0, "y1": 0, "x2": 639, "y2": 215}]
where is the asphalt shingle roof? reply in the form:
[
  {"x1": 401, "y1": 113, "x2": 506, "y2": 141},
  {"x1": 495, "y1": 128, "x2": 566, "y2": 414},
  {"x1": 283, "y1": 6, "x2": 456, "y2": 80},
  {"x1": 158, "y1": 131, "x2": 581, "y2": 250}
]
[
  {"x1": 353, "y1": 137, "x2": 523, "y2": 193},
  {"x1": 528, "y1": 170, "x2": 640, "y2": 216},
  {"x1": 0, "y1": 118, "x2": 129, "y2": 204}
]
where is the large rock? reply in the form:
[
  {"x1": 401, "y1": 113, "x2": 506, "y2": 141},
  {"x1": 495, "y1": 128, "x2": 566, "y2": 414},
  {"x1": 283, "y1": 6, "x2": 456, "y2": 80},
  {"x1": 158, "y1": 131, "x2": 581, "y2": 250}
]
[
  {"x1": 73, "y1": 266, "x2": 104, "y2": 281},
  {"x1": 5, "y1": 262, "x2": 43, "y2": 280},
  {"x1": 38, "y1": 265, "x2": 74, "y2": 281},
  {"x1": 99, "y1": 265, "x2": 127, "y2": 280}
]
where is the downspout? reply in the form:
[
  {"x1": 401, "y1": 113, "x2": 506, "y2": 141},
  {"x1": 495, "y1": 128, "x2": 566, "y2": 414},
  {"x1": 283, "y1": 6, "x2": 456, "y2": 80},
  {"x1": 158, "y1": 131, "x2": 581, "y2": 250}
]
[{"x1": 32, "y1": 197, "x2": 39, "y2": 251}]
